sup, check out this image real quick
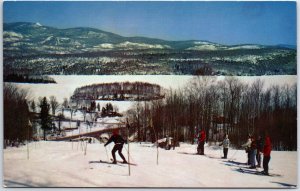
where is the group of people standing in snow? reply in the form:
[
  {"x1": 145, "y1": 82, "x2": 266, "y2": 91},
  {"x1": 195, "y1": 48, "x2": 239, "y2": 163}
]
[
  {"x1": 195, "y1": 129, "x2": 272, "y2": 175},
  {"x1": 104, "y1": 127, "x2": 272, "y2": 176},
  {"x1": 241, "y1": 133, "x2": 272, "y2": 175}
]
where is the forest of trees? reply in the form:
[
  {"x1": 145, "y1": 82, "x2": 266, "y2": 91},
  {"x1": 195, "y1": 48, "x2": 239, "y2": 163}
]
[
  {"x1": 4, "y1": 84, "x2": 32, "y2": 147},
  {"x1": 4, "y1": 74, "x2": 56, "y2": 83},
  {"x1": 4, "y1": 76, "x2": 297, "y2": 151},
  {"x1": 72, "y1": 82, "x2": 164, "y2": 101},
  {"x1": 4, "y1": 85, "x2": 63, "y2": 145},
  {"x1": 4, "y1": 48, "x2": 296, "y2": 76},
  {"x1": 126, "y1": 76, "x2": 297, "y2": 151}
]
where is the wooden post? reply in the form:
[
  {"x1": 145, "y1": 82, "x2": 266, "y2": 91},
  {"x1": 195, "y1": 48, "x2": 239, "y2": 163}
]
[
  {"x1": 27, "y1": 120, "x2": 32, "y2": 160},
  {"x1": 150, "y1": 114, "x2": 158, "y2": 165},
  {"x1": 27, "y1": 125, "x2": 29, "y2": 160},
  {"x1": 84, "y1": 139, "x2": 88, "y2": 155}
]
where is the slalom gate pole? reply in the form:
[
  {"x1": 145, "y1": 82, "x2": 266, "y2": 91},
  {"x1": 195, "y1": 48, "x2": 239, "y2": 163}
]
[
  {"x1": 105, "y1": 146, "x2": 110, "y2": 161},
  {"x1": 219, "y1": 145, "x2": 223, "y2": 158},
  {"x1": 27, "y1": 125, "x2": 29, "y2": 160},
  {"x1": 126, "y1": 118, "x2": 131, "y2": 176},
  {"x1": 123, "y1": 145, "x2": 135, "y2": 163},
  {"x1": 84, "y1": 140, "x2": 88, "y2": 155},
  {"x1": 27, "y1": 140, "x2": 29, "y2": 160},
  {"x1": 150, "y1": 116, "x2": 158, "y2": 165},
  {"x1": 80, "y1": 140, "x2": 84, "y2": 151}
]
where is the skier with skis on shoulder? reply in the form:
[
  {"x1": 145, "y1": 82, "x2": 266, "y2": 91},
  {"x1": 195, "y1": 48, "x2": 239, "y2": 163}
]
[
  {"x1": 219, "y1": 134, "x2": 230, "y2": 159},
  {"x1": 104, "y1": 129, "x2": 127, "y2": 164},
  {"x1": 262, "y1": 134, "x2": 272, "y2": 175},
  {"x1": 197, "y1": 129, "x2": 206, "y2": 155},
  {"x1": 241, "y1": 134, "x2": 252, "y2": 165}
]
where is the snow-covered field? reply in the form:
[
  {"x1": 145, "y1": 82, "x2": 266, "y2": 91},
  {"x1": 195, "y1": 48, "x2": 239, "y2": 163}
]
[
  {"x1": 11, "y1": 75, "x2": 297, "y2": 113},
  {"x1": 3, "y1": 141, "x2": 297, "y2": 188}
]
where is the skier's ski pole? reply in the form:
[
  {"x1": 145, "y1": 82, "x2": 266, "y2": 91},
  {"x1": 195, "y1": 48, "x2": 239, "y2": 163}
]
[
  {"x1": 126, "y1": 118, "x2": 131, "y2": 176},
  {"x1": 84, "y1": 139, "x2": 88, "y2": 155},
  {"x1": 219, "y1": 145, "x2": 222, "y2": 158},
  {"x1": 123, "y1": 145, "x2": 135, "y2": 163},
  {"x1": 104, "y1": 146, "x2": 110, "y2": 161},
  {"x1": 228, "y1": 149, "x2": 238, "y2": 161}
]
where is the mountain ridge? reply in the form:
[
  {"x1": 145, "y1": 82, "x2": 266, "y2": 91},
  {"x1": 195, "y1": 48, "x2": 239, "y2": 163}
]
[
  {"x1": 4, "y1": 22, "x2": 295, "y2": 53},
  {"x1": 3, "y1": 22, "x2": 296, "y2": 76}
]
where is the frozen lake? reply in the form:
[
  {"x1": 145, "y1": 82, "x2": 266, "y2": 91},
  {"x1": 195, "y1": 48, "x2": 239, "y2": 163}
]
[{"x1": 11, "y1": 75, "x2": 297, "y2": 112}]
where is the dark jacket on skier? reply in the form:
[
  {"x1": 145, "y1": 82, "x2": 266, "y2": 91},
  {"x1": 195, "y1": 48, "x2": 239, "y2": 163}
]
[
  {"x1": 104, "y1": 134, "x2": 127, "y2": 146},
  {"x1": 256, "y1": 136, "x2": 263, "y2": 153},
  {"x1": 197, "y1": 130, "x2": 206, "y2": 155},
  {"x1": 104, "y1": 129, "x2": 127, "y2": 164}
]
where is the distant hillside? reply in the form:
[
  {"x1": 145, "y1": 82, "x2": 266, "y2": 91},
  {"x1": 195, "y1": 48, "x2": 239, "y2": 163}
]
[{"x1": 3, "y1": 22, "x2": 297, "y2": 76}]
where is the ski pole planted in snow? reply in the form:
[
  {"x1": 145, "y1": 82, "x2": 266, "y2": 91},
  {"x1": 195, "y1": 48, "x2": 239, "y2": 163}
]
[
  {"x1": 218, "y1": 143, "x2": 222, "y2": 158},
  {"x1": 150, "y1": 117, "x2": 158, "y2": 165},
  {"x1": 84, "y1": 139, "x2": 88, "y2": 155},
  {"x1": 123, "y1": 145, "x2": 135, "y2": 163},
  {"x1": 104, "y1": 145, "x2": 110, "y2": 161},
  {"x1": 228, "y1": 149, "x2": 238, "y2": 161},
  {"x1": 126, "y1": 118, "x2": 131, "y2": 176}
]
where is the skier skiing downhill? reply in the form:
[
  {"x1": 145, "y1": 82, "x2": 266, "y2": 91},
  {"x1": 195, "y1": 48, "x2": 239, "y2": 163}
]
[
  {"x1": 197, "y1": 129, "x2": 206, "y2": 155},
  {"x1": 262, "y1": 134, "x2": 272, "y2": 175},
  {"x1": 219, "y1": 134, "x2": 230, "y2": 159},
  {"x1": 104, "y1": 129, "x2": 127, "y2": 164}
]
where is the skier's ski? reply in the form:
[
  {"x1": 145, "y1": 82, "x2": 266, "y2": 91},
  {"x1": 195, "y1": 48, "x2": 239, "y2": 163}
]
[
  {"x1": 238, "y1": 168, "x2": 245, "y2": 173},
  {"x1": 118, "y1": 160, "x2": 137, "y2": 166},
  {"x1": 99, "y1": 160, "x2": 125, "y2": 166},
  {"x1": 227, "y1": 159, "x2": 237, "y2": 162},
  {"x1": 238, "y1": 167, "x2": 281, "y2": 177},
  {"x1": 254, "y1": 171, "x2": 282, "y2": 177},
  {"x1": 110, "y1": 159, "x2": 138, "y2": 166}
]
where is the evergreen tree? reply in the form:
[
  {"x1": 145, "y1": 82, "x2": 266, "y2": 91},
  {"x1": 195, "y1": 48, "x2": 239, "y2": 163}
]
[
  {"x1": 90, "y1": 101, "x2": 96, "y2": 111},
  {"x1": 30, "y1": 100, "x2": 36, "y2": 113},
  {"x1": 106, "y1": 103, "x2": 113, "y2": 112},
  {"x1": 97, "y1": 103, "x2": 100, "y2": 112},
  {"x1": 50, "y1": 96, "x2": 59, "y2": 116},
  {"x1": 101, "y1": 107, "x2": 107, "y2": 117},
  {"x1": 4, "y1": 84, "x2": 31, "y2": 146},
  {"x1": 39, "y1": 97, "x2": 52, "y2": 140}
]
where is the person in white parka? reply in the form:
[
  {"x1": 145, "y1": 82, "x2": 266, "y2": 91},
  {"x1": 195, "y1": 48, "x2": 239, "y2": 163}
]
[{"x1": 219, "y1": 134, "x2": 230, "y2": 159}]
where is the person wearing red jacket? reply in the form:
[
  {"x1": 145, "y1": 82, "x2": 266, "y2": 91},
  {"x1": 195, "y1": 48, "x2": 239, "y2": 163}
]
[
  {"x1": 262, "y1": 135, "x2": 272, "y2": 175},
  {"x1": 197, "y1": 129, "x2": 206, "y2": 155}
]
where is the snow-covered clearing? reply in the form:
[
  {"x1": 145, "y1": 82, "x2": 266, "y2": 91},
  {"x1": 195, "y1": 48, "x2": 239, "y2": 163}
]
[{"x1": 3, "y1": 141, "x2": 297, "y2": 188}]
